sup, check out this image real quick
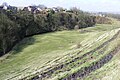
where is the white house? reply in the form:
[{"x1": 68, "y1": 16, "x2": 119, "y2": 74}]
[
  {"x1": 98, "y1": 14, "x2": 105, "y2": 17},
  {"x1": 3, "y1": 5, "x2": 7, "y2": 10},
  {"x1": 17, "y1": 7, "x2": 24, "y2": 11},
  {"x1": 37, "y1": 8, "x2": 42, "y2": 11},
  {"x1": 28, "y1": 6, "x2": 32, "y2": 11}
]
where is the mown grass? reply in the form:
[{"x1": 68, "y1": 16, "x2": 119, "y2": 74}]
[
  {"x1": 0, "y1": 30, "x2": 99, "y2": 80},
  {"x1": 84, "y1": 36, "x2": 120, "y2": 80},
  {"x1": 50, "y1": 28, "x2": 120, "y2": 80},
  {"x1": 0, "y1": 18, "x2": 120, "y2": 80}
]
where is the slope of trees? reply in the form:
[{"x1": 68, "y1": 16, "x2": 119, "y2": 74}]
[{"x1": 0, "y1": 8, "x2": 96, "y2": 56}]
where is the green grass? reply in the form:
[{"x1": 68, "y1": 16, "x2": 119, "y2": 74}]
[
  {"x1": 50, "y1": 30, "x2": 120, "y2": 80},
  {"x1": 0, "y1": 30, "x2": 98, "y2": 80},
  {"x1": 84, "y1": 37, "x2": 120, "y2": 80},
  {"x1": 0, "y1": 18, "x2": 120, "y2": 80}
]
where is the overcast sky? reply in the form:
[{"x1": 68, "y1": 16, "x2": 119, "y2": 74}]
[{"x1": 0, "y1": 0, "x2": 120, "y2": 12}]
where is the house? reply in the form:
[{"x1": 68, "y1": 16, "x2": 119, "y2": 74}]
[
  {"x1": 23, "y1": 7, "x2": 29, "y2": 11},
  {"x1": 28, "y1": 6, "x2": 38, "y2": 13},
  {"x1": 0, "y1": 2, "x2": 17, "y2": 12},
  {"x1": 0, "y1": 5, "x2": 17, "y2": 13},
  {"x1": 99, "y1": 14, "x2": 105, "y2": 17},
  {"x1": 52, "y1": 7, "x2": 59, "y2": 12},
  {"x1": 31, "y1": 6, "x2": 37, "y2": 13},
  {"x1": 17, "y1": 7, "x2": 24, "y2": 11},
  {"x1": 3, "y1": 5, "x2": 7, "y2": 10},
  {"x1": 0, "y1": 5, "x2": 7, "y2": 10},
  {"x1": 2, "y1": 2, "x2": 8, "y2": 10},
  {"x1": 96, "y1": 12, "x2": 106, "y2": 17},
  {"x1": 37, "y1": 8, "x2": 42, "y2": 11},
  {"x1": 28, "y1": 6, "x2": 32, "y2": 11},
  {"x1": 62, "y1": 9, "x2": 67, "y2": 13},
  {"x1": 0, "y1": 6, "x2": 3, "y2": 10},
  {"x1": 7, "y1": 5, "x2": 17, "y2": 12}
]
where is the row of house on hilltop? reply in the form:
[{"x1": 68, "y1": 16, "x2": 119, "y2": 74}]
[
  {"x1": 19, "y1": 6, "x2": 67, "y2": 14},
  {"x1": 22, "y1": 6, "x2": 44, "y2": 14},
  {"x1": 0, "y1": 2, "x2": 68, "y2": 14},
  {"x1": 0, "y1": 2, "x2": 17, "y2": 13},
  {"x1": 91, "y1": 12, "x2": 106, "y2": 17}
]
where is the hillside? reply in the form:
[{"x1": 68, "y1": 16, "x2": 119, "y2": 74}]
[
  {"x1": 0, "y1": 18, "x2": 120, "y2": 80},
  {"x1": 0, "y1": 9, "x2": 96, "y2": 56},
  {"x1": 85, "y1": 47, "x2": 120, "y2": 80}
]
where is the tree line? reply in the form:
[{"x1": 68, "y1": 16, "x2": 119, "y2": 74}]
[{"x1": 0, "y1": 8, "x2": 96, "y2": 56}]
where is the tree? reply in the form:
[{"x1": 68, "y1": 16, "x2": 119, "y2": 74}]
[{"x1": 0, "y1": 13, "x2": 19, "y2": 56}]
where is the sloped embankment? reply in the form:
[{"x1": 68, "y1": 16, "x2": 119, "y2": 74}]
[
  {"x1": 62, "y1": 44, "x2": 120, "y2": 80},
  {"x1": 25, "y1": 29, "x2": 120, "y2": 80},
  {"x1": 60, "y1": 31, "x2": 120, "y2": 80}
]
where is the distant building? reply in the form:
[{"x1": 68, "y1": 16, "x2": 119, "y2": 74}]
[
  {"x1": 17, "y1": 7, "x2": 24, "y2": 11},
  {"x1": 23, "y1": 6, "x2": 42, "y2": 14},
  {"x1": 3, "y1": 5, "x2": 7, "y2": 10},
  {"x1": 53, "y1": 7, "x2": 59, "y2": 12},
  {"x1": 0, "y1": 6, "x2": 3, "y2": 10},
  {"x1": 28, "y1": 6, "x2": 32, "y2": 11},
  {"x1": 1, "y1": 2, "x2": 8, "y2": 10},
  {"x1": 7, "y1": 6, "x2": 17, "y2": 12},
  {"x1": 23, "y1": 7, "x2": 29, "y2": 11},
  {"x1": 37, "y1": 8, "x2": 42, "y2": 11},
  {"x1": 0, "y1": 3, "x2": 17, "y2": 13}
]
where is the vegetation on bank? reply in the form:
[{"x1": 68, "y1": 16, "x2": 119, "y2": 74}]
[{"x1": 0, "y1": 8, "x2": 96, "y2": 56}]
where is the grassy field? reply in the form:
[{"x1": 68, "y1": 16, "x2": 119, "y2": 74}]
[
  {"x1": 84, "y1": 50, "x2": 120, "y2": 80},
  {"x1": 0, "y1": 18, "x2": 120, "y2": 80},
  {"x1": 84, "y1": 41, "x2": 120, "y2": 80}
]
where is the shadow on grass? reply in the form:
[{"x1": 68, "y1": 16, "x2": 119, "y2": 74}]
[{"x1": 11, "y1": 37, "x2": 35, "y2": 54}]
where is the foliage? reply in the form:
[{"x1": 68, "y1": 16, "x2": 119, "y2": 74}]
[{"x1": 0, "y1": 8, "x2": 96, "y2": 56}]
